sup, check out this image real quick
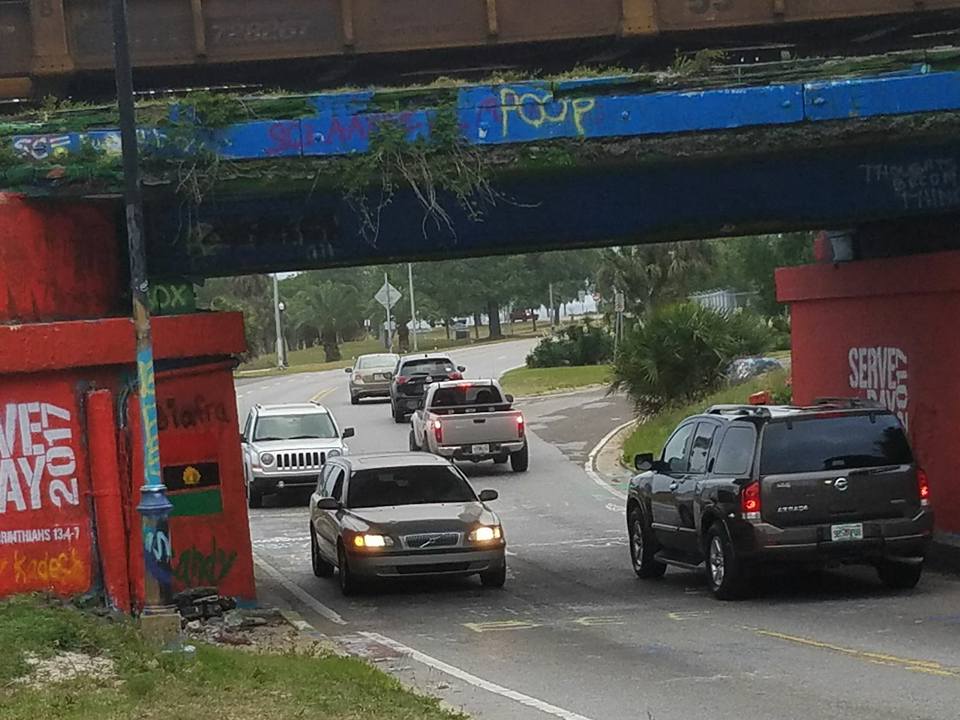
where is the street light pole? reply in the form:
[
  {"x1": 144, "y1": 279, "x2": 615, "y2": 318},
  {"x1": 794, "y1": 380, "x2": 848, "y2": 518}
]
[
  {"x1": 384, "y1": 272, "x2": 394, "y2": 352},
  {"x1": 110, "y1": 0, "x2": 176, "y2": 632},
  {"x1": 273, "y1": 274, "x2": 286, "y2": 369},
  {"x1": 408, "y1": 263, "x2": 418, "y2": 352}
]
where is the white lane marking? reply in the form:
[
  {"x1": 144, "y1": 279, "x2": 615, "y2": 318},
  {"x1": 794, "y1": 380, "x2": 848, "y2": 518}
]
[
  {"x1": 359, "y1": 632, "x2": 598, "y2": 720},
  {"x1": 583, "y1": 419, "x2": 636, "y2": 501},
  {"x1": 253, "y1": 553, "x2": 347, "y2": 626}
]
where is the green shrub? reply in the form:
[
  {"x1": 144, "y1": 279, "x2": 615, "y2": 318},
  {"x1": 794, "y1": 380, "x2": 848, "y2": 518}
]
[
  {"x1": 611, "y1": 303, "x2": 773, "y2": 413},
  {"x1": 526, "y1": 320, "x2": 613, "y2": 368}
]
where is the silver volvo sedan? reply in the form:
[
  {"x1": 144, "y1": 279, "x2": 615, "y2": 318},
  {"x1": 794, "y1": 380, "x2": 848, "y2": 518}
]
[
  {"x1": 308, "y1": 453, "x2": 507, "y2": 595},
  {"x1": 346, "y1": 353, "x2": 400, "y2": 405}
]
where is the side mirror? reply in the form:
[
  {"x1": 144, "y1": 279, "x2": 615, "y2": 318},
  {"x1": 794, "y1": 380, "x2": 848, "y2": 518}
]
[
  {"x1": 505, "y1": 394, "x2": 515, "y2": 404},
  {"x1": 634, "y1": 452, "x2": 655, "y2": 472},
  {"x1": 341, "y1": 427, "x2": 355, "y2": 439},
  {"x1": 479, "y1": 489, "x2": 499, "y2": 502},
  {"x1": 457, "y1": 366, "x2": 466, "y2": 373},
  {"x1": 239, "y1": 434, "x2": 247, "y2": 444},
  {"x1": 344, "y1": 367, "x2": 353, "y2": 374},
  {"x1": 317, "y1": 497, "x2": 341, "y2": 511}
]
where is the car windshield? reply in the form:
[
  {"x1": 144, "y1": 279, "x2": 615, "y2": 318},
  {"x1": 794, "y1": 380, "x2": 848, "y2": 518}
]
[
  {"x1": 357, "y1": 354, "x2": 398, "y2": 369},
  {"x1": 760, "y1": 413, "x2": 913, "y2": 475},
  {"x1": 254, "y1": 413, "x2": 337, "y2": 441},
  {"x1": 347, "y1": 465, "x2": 477, "y2": 508},
  {"x1": 431, "y1": 385, "x2": 504, "y2": 408},
  {"x1": 401, "y1": 359, "x2": 455, "y2": 377}
]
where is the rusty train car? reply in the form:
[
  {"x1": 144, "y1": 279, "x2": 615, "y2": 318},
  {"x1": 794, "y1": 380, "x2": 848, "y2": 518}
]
[{"x1": 3, "y1": 0, "x2": 960, "y2": 99}]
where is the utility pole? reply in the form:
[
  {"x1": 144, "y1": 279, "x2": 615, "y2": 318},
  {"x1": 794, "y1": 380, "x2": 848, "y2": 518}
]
[
  {"x1": 408, "y1": 263, "x2": 418, "y2": 351},
  {"x1": 384, "y1": 272, "x2": 394, "y2": 352},
  {"x1": 549, "y1": 283, "x2": 555, "y2": 327},
  {"x1": 272, "y1": 274, "x2": 286, "y2": 369},
  {"x1": 111, "y1": 0, "x2": 176, "y2": 636}
]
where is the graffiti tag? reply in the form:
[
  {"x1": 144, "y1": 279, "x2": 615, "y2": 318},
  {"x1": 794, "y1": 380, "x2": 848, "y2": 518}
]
[
  {"x1": 157, "y1": 395, "x2": 229, "y2": 431},
  {"x1": 862, "y1": 159, "x2": 960, "y2": 212},
  {"x1": 136, "y1": 343, "x2": 162, "y2": 487},
  {"x1": 12, "y1": 548, "x2": 87, "y2": 587},
  {"x1": 499, "y1": 88, "x2": 596, "y2": 138},
  {"x1": 173, "y1": 538, "x2": 238, "y2": 587}
]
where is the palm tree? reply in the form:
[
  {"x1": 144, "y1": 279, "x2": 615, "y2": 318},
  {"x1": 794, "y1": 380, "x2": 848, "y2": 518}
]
[{"x1": 288, "y1": 282, "x2": 363, "y2": 362}]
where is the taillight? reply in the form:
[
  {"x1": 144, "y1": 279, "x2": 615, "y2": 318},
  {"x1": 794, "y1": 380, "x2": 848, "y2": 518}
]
[
  {"x1": 433, "y1": 418, "x2": 443, "y2": 445},
  {"x1": 741, "y1": 481, "x2": 761, "y2": 521},
  {"x1": 448, "y1": 372, "x2": 463, "y2": 381},
  {"x1": 516, "y1": 415, "x2": 525, "y2": 438},
  {"x1": 396, "y1": 376, "x2": 408, "y2": 385},
  {"x1": 918, "y1": 468, "x2": 931, "y2": 507}
]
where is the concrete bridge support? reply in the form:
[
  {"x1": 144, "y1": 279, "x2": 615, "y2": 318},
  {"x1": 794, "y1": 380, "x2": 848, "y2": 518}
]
[{"x1": 0, "y1": 193, "x2": 256, "y2": 609}]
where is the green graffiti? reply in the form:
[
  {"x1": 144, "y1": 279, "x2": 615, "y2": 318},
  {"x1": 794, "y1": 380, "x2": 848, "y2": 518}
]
[{"x1": 172, "y1": 538, "x2": 237, "y2": 588}]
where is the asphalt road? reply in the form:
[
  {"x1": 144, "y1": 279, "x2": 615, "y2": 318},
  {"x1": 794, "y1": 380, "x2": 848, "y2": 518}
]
[{"x1": 238, "y1": 339, "x2": 960, "y2": 720}]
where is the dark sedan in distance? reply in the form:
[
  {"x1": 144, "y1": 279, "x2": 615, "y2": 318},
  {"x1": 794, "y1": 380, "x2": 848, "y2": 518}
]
[{"x1": 308, "y1": 453, "x2": 507, "y2": 595}]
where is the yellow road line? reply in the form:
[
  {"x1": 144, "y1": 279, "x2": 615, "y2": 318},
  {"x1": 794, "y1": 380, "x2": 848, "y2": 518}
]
[
  {"x1": 751, "y1": 627, "x2": 960, "y2": 679},
  {"x1": 309, "y1": 387, "x2": 336, "y2": 403}
]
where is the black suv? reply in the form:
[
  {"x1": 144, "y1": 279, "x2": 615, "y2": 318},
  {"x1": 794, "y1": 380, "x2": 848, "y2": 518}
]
[
  {"x1": 389, "y1": 354, "x2": 466, "y2": 423},
  {"x1": 627, "y1": 399, "x2": 933, "y2": 600}
]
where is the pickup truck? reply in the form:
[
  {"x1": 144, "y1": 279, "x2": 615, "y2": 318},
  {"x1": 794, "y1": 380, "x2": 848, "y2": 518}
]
[{"x1": 409, "y1": 380, "x2": 529, "y2": 472}]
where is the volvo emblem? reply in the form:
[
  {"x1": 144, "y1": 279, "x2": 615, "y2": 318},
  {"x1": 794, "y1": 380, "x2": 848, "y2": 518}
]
[{"x1": 834, "y1": 477, "x2": 849, "y2": 492}]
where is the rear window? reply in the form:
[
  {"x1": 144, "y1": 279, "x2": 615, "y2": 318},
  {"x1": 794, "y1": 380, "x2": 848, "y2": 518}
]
[
  {"x1": 357, "y1": 354, "x2": 398, "y2": 369},
  {"x1": 760, "y1": 414, "x2": 913, "y2": 475},
  {"x1": 431, "y1": 385, "x2": 504, "y2": 408},
  {"x1": 401, "y1": 359, "x2": 455, "y2": 377},
  {"x1": 348, "y1": 465, "x2": 476, "y2": 508}
]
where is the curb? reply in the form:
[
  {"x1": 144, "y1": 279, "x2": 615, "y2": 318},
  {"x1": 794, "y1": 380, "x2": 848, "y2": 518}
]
[{"x1": 583, "y1": 418, "x2": 636, "y2": 501}]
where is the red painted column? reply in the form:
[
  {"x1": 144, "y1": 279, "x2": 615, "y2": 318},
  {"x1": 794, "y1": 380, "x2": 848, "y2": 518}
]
[{"x1": 86, "y1": 389, "x2": 132, "y2": 613}]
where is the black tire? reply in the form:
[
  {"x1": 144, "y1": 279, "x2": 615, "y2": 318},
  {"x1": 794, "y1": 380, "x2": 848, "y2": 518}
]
[
  {"x1": 310, "y1": 526, "x2": 334, "y2": 578},
  {"x1": 493, "y1": 454, "x2": 509, "y2": 465},
  {"x1": 392, "y1": 404, "x2": 406, "y2": 424},
  {"x1": 247, "y1": 484, "x2": 263, "y2": 509},
  {"x1": 877, "y1": 560, "x2": 923, "y2": 590},
  {"x1": 510, "y1": 444, "x2": 529, "y2": 472},
  {"x1": 628, "y1": 505, "x2": 666, "y2": 579},
  {"x1": 408, "y1": 430, "x2": 421, "y2": 451},
  {"x1": 338, "y1": 544, "x2": 359, "y2": 596},
  {"x1": 706, "y1": 523, "x2": 752, "y2": 600},
  {"x1": 350, "y1": 394, "x2": 360, "y2": 406},
  {"x1": 480, "y1": 560, "x2": 507, "y2": 588}
]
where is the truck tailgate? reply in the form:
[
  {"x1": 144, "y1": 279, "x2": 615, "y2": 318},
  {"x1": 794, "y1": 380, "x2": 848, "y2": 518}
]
[{"x1": 437, "y1": 411, "x2": 522, "y2": 446}]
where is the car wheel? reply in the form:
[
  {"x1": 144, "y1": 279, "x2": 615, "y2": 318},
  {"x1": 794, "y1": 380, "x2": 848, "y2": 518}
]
[
  {"x1": 706, "y1": 523, "x2": 752, "y2": 600},
  {"x1": 338, "y1": 543, "x2": 359, "y2": 596},
  {"x1": 310, "y1": 526, "x2": 334, "y2": 578},
  {"x1": 408, "y1": 430, "x2": 420, "y2": 451},
  {"x1": 510, "y1": 444, "x2": 529, "y2": 472},
  {"x1": 628, "y1": 505, "x2": 666, "y2": 579},
  {"x1": 877, "y1": 560, "x2": 923, "y2": 590},
  {"x1": 350, "y1": 394, "x2": 360, "y2": 406},
  {"x1": 480, "y1": 560, "x2": 507, "y2": 588},
  {"x1": 392, "y1": 405, "x2": 406, "y2": 424},
  {"x1": 247, "y1": 483, "x2": 263, "y2": 509}
]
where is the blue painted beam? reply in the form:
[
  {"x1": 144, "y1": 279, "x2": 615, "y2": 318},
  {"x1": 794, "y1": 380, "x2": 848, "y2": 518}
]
[
  {"x1": 144, "y1": 139, "x2": 960, "y2": 277},
  {"x1": 9, "y1": 69, "x2": 960, "y2": 165}
]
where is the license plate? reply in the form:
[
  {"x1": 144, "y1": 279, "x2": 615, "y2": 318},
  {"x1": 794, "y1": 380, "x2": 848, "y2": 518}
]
[
  {"x1": 373, "y1": 373, "x2": 385, "y2": 380},
  {"x1": 830, "y1": 523, "x2": 864, "y2": 542},
  {"x1": 472, "y1": 444, "x2": 490, "y2": 455}
]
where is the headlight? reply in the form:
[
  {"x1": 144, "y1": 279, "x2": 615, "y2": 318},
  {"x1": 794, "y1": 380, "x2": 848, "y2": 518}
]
[
  {"x1": 469, "y1": 526, "x2": 502, "y2": 543},
  {"x1": 327, "y1": 449, "x2": 342, "y2": 458},
  {"x1": 352, "y1": 534, "x2": 393, "y2": 549},
  {"x1": 259, "y1": 452, "x2": 275, "y2": 466}
]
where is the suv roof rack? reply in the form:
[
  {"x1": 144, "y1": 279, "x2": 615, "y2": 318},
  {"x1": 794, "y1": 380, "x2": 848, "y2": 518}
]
[
  {"x1": 706, "y1": 404, "x2": 772, "y2": 418},
  {"x1": 811, "y1": 397, "x2": 883, "y2": 410}
]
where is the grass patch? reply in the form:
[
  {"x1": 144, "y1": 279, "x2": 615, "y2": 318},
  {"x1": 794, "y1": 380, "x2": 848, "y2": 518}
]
[
  {"x1": 622, "y1": 370, "x2": 789, "y2": 465},
  {"x1": 0, "y1": 595, "x2": 462, "y2": 720},
  {"x1": 238, "y1": 321, "x2": 550, "y2": 376},
  {"x1": 501, "y1": 365, "x2": 611, "y2": 397}
]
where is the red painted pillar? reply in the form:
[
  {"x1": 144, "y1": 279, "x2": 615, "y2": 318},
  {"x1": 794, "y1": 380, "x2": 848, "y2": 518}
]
[{"x1": 86, "y1": 389, "x2": 132, "y2": 613}]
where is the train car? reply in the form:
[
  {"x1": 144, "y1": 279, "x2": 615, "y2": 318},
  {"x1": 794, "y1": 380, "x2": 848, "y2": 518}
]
[{"x1": 3, "y1": 0, "x2": 960, "y2": 100}]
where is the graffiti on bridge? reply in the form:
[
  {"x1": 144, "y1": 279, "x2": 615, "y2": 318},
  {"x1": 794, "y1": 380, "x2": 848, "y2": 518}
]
[
  {"x1": 498, "y1": 88, "x2": 596, "y2": 139},
  {"x1": 862, "y1": 159, "x2": 960, "y2": 212},
  {"x1": 172, "y1": 538, "x2": 238, "y2": 588}
]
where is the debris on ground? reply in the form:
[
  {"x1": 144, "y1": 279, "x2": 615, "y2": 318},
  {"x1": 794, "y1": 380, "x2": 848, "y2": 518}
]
[
  {"x1": 14, "y1": 651, "x2": 116, "y2": 688},
  {"x1": 180, "y1": 603, "x2": 338, "y2": 656}
]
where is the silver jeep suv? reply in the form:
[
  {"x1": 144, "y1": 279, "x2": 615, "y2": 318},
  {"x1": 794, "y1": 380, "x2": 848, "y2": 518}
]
[{"x1": 241, "y1": 403, "x2": 354, "y2": 508}]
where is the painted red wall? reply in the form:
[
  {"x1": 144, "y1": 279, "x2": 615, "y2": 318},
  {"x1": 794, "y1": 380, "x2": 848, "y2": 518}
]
[
  {"x1": 127, "y1": 362, "x2": 256, "y2": 606},
  {"x1": 778, "y1": 251, "x2": 960, "y2": 539},
  {"x1": 0, "y1": 372, "x2": 95, "y2": 597},
  {"x1": 0, "y1": 193, "x2": 120, "y2": 323}
]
